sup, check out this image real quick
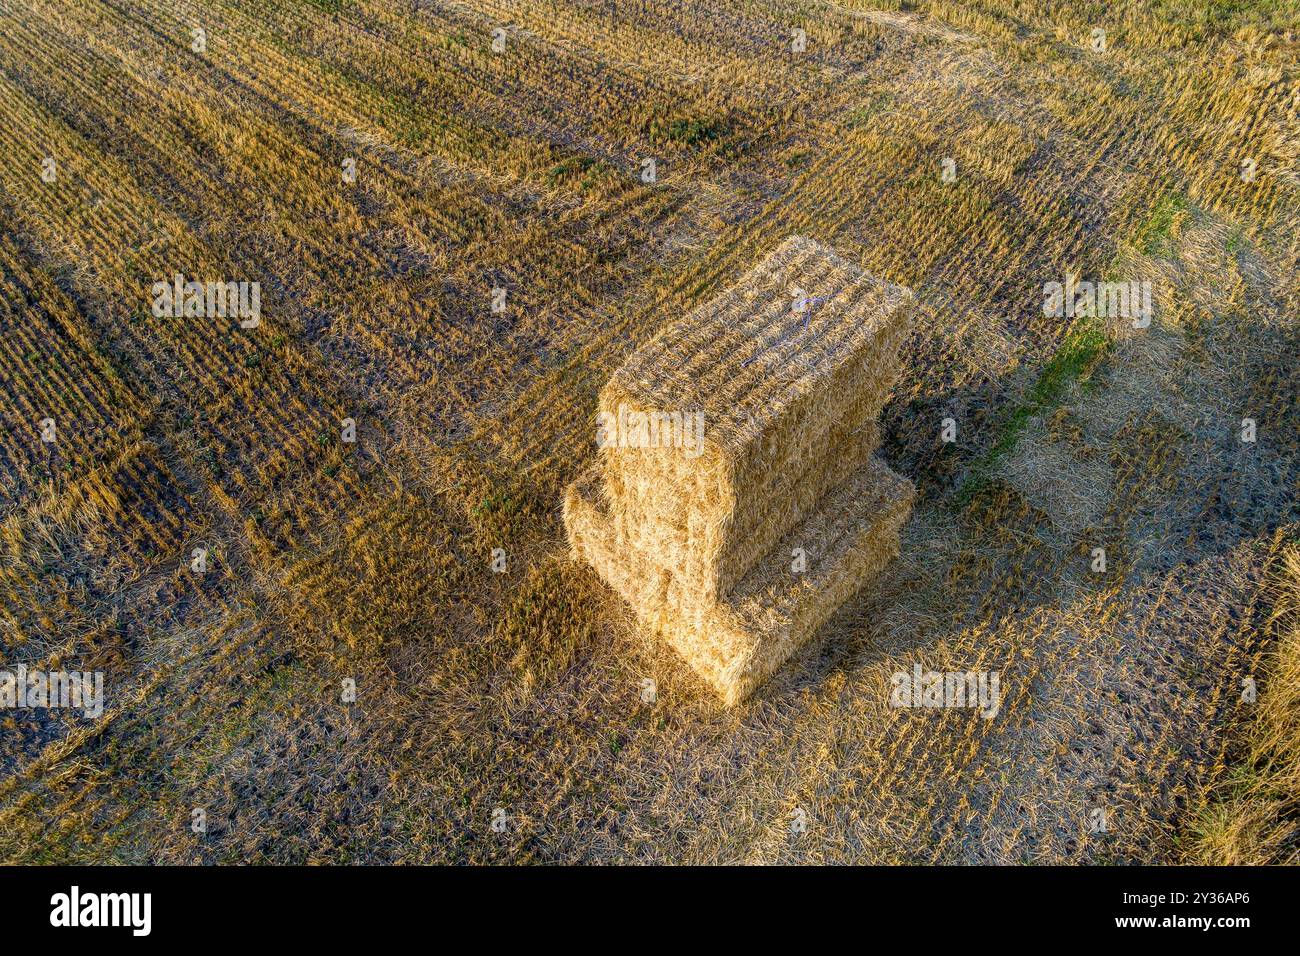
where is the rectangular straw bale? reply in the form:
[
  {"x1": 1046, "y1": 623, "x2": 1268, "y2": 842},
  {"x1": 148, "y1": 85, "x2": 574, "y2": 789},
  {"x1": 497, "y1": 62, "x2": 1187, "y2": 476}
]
[
  {"x1": 598, "y1": 236, "x2": 912, "y2": 602},
  {"x1": 565, "y1": 455, "x2": 915, "y2": 706}
]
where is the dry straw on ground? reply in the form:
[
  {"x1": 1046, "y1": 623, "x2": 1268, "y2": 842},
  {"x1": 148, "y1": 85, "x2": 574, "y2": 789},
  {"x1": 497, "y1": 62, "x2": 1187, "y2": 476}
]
[{"x1": 568, "y1": 236, "x2": 915, "y2": 704}]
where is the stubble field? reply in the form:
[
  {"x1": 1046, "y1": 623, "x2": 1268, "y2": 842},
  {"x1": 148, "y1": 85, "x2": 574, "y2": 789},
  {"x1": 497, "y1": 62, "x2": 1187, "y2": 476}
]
[{"x1": 0, "y1": 0, "x2": 1296, "y2": 863}]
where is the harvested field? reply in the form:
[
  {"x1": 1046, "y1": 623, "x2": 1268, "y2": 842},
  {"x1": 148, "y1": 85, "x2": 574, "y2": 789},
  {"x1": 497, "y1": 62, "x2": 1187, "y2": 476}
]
[
  {"x1": 568, "y1": 454, "x2": 914, "y2": 705},
  {"x1": 0, "y1": 0, "x2": 1296, "y2": 867}
]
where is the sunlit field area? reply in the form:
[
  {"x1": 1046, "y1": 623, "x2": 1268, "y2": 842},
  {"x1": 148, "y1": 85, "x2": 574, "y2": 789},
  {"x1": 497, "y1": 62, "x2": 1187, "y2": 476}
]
[{"x1": 0, "y1": 0, "x2": 1296, "y2": 864}]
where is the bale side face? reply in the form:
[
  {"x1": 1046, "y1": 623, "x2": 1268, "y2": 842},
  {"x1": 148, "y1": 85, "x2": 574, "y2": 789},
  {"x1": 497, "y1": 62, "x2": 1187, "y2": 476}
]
[
  {"x1": 605, "y1": 419, "x2": 883, "y2": 605},
  {"x1": 564, "y1": 468, "x2": 677, "y2": 631},
  {"x1": 564, "y1": 456, "x2": 915, "y2": 706},
  {"x1": 712, "y1": 456, "x2": 915, "y2": 704}
]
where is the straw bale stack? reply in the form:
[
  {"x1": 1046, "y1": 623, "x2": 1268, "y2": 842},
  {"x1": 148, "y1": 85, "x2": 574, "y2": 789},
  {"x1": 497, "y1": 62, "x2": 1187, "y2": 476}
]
[{"x1": 565, "y1": 236, "x2": 915, "y2": 704}]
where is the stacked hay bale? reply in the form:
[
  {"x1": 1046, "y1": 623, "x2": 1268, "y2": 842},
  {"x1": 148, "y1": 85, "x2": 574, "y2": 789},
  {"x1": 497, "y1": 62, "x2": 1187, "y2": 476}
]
[{"x1": 564, "y1": 236, "x2": 915, "y2": 705}]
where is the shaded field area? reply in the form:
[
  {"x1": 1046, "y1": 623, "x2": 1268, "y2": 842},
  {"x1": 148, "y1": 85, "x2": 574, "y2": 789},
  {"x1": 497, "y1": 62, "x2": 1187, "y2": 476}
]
[{"x1": 0, "y1": 0, "x2": 1296, "y2": 863}]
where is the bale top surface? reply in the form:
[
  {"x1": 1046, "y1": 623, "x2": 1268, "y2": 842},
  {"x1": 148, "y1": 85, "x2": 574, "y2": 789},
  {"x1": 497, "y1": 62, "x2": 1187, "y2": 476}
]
[{"x1": 602, "y1": 235, "x2": 912, "y2": 454}]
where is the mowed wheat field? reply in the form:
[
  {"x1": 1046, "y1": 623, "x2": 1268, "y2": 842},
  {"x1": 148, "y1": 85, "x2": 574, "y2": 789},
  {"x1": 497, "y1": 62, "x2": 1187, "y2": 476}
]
[{"x1": 0, "y1": 0, "x2": 1296, "y2": 865}]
